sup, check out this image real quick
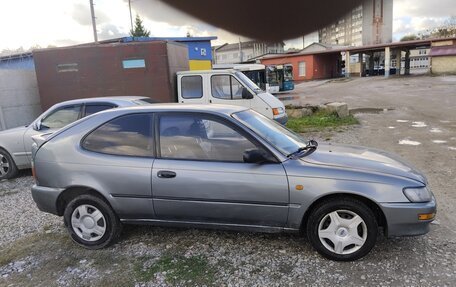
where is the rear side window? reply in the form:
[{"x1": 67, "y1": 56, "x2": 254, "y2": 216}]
[
  {"x1": 82, "y1": 114, "x2": 154, "y2": 157},
  {"x1": 181, "y1": 76, "x2": 203, "y2": 99},
  {"x1": 84, "y1": 104, "x2": 115, "y2": 117}
]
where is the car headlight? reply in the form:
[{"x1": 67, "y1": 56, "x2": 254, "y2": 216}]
[{"x1": 403, "y1": 187, "x2": 432, "y2": 203}]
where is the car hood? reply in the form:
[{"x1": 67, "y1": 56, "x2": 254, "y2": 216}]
[
  {"x1": 256, "y1": 92, "x2": 285, "y2": 109},
  {"x1": 301, "y1": 143, "x2": 427, "y2": 184}
]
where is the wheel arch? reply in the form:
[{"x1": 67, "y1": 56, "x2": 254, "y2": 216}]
[
  {"x1": 300, "y1": 193, "x2": 387, "y2": 233},
  {"x1": 0, "y1": 146, "x2": 15, "y2": 163},
  {"x1": 56, "y1": 185, "x2": 112, "y2": 216}
]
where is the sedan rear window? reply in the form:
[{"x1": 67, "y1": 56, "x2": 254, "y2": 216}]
[{"x1": 82, "y1": 114, "x2": 154, "y2": 157}]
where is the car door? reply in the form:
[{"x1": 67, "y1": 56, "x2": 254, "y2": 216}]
[
  {"x1": 151, "y1": 112, "x2": 289, "y2": 227},
  {"x1": 23, "y1": 104, "x2": 82, "y2": 163},
  {"x1": 209, "y1": 74, "x2": 252, "y2": 108}
]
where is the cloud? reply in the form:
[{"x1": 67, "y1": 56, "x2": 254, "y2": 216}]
[
  {"x1": 124, "y1": 0, "x2": 251, "y2": 46},
  {"x1": 71, "y1": 3, "x2": 110, "y2": 26},
  {"x1": 395, "y1": 0, "x2": 456, "y2": 19},
  {"x1": 393, "y1": 0, "x2": 454, "y2": 39},
  {"x1": 125, "y1": 0, "x2": 199, "y2": 27},
  {"x1": 53, "y1": 39, "x2": 81, "y2": 47},
  {"x1": 98, "y1": 24, "x2": 129, "y2": 41}
]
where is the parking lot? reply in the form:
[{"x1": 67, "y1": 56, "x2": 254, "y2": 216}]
[{"x1": 1, "y1": 75, "x2": 455, "y2": 286}]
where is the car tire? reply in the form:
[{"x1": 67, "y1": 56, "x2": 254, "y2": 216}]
[
  {"x1": 306, "y1": 197, "x2": 378, "y2": 261},
  {"x1": 63, "y1": 194, "x2": 122, "y2": 249},
  {"x1": 0, "y1": 148, "x2": 18, "y2": 180}
]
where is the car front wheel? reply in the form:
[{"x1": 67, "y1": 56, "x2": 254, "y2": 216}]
[
  {"x1": 64, "y1": 194, "x2": 121, "y2": 249},
  {"x1": 0, "y1": 149, "x2": 18, "y2": 180},
  {"x1": 306, "y1": 197, "x2": 378, "y2": 261}
]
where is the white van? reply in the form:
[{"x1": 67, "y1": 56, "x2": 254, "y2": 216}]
[{"x1": 177, "y1": 69, "x2": 288, "y2": 124}]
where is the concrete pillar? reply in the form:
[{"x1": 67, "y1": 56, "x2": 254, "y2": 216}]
[
  {"x1": 345, "y1": 51, "x2": 351, "y2": 77},
  {"x1": 396, "y1": 50, "x2": 402, "y2": 76},
  {"x1": 368, "y1": 52, "x2": 375, "y2": 76},
  {"x1": 404, "y1": 49, "x2": 411, "y2": 75},
  {"x1": 385, "y1": 47, "x2": 391, "y2": 77},
  {"x1": 358, "y1": 52, "x2": 363, "y2": 77}
]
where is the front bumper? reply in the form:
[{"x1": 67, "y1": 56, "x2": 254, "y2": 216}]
[
  {"x1": 380, "y1": 196, "x2": 437, "y2": 238},
  {"x1": 274, "y1": 113, "x2": 288, "y2": 125},
  {"x1": 31, "y1": 184, "x2": 64, "y2": 216}
]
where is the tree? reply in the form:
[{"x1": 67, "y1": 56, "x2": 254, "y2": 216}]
[
  {"x1": 400, "y1": 34, "x2": 419, "y2": 42},
  {"x1": 130, "y1": 15, "x2": 150, "y2": 37}
]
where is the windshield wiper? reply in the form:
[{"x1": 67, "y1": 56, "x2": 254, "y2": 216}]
[{"x1": 287, "y1": 140, "x2": 318, "y2": 158}]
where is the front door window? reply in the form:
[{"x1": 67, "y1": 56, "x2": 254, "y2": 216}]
[
  {"x1": 159, "y1": 114, "x2": 258, "y2": 162},
  {"x1": 40, "y1": 105, "x2": 82, "y2": 130}
]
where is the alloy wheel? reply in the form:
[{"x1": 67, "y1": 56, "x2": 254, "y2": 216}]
[{"x1": 0, "y1": 154, "x2": 10, "y2": 177}]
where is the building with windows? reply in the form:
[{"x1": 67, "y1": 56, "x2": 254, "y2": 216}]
[
  {"x1": 213, "y1": 41, "x2": 285, "y2": 64},
  {"x1": 318, "y1": 0, "x2": 393, "y2": 46},
  {"x1": 260, "y1": 43, "x2": 342, "y2": 81},
  {"x1": 399, "y1": 48, "x2": 430, "y2": 74}
]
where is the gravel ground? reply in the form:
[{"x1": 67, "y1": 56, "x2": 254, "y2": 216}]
[
  {"x1": 1, "y1": 76, "x2": 455, "y2": 286},
  {"x1": 0, "y1": 171, "x2": 61, "y2": 248}
]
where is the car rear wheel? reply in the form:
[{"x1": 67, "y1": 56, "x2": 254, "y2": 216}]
[
  {"x1": 64, "y1": 194, "x2": 121, "y2": 249},
  {"x1": 0, "y1": 149, "x2": 18, "y2": 180},
  {"x1": 306, "y1": 198, "x2": 378, "y2": 261}
]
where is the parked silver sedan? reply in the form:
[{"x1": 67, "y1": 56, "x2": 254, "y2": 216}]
[
  {"x1": 0, "y1": 96, "x2": 154, "y2": 179},
  {"x1": 31, "y1": 104, "x2": 436, "y2": 261}
]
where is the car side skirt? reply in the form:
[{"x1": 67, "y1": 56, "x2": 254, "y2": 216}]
[{"x1": 121, "y1": 218, "x2": 300, "y2": 234}]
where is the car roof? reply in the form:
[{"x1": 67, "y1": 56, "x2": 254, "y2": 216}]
[
  {"x1": 177, "y1": 69, "x2": 239, "y2": 75},
  {"x1": 52, "y1": 96, "x2": 149, "y2": 107},
  {"x1": 100, "y1": 103, "x2": 249, "y2": 116}
]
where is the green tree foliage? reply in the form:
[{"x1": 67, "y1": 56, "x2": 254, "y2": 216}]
[
  {"x1": 400, "y1": 34, "x2": 419, "y2": 42},
  {"x1": 130, "y1": 15, "x2": 150, "y2": 37}
]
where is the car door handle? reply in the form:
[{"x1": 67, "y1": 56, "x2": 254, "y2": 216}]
[{"x1": 157, "y1": 170, "x2": 176, "y2": 178}]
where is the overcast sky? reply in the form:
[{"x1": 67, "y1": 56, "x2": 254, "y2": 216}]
[{"x1": 0, "y1": 0, "x2": 455, "y2": 52}]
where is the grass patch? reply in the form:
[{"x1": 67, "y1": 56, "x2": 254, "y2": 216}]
[
  {"x1": 286, "y1": 110, "x2": 358, "y2": 133},
  {"x1": 135, "y1": 254, "x2": 214, "y2": 286}
]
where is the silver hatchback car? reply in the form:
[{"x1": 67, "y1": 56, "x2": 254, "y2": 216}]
[{"x1": 31, "y1": 104, "x2": 436, "y2": 261}]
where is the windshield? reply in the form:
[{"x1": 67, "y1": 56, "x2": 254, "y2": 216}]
[
  {"x1": 242, "y1": 70, "x2": 266, "y2": 91},
  {"x1": 233, "y1": 110, "x2": 308, "y2": 156},
  {"x1": 235, "y1": 71, "x2": 263, "y2": 94},
  {"x1": 266, "y1": 67, "x2": 279, "y2": 85},
  {"x1": 284, "y1": 65, "x2": 293, "y2": 81}
]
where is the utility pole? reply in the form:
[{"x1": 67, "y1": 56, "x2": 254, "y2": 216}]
[
  {"x1": 128, "y1": 0, "x2": 134, "y2": 32},
  {"x1": 238, "y1": 37, "x2": 242, "y2": 63},
  {"x1": 89, "y1": 0, "x2": 98, "y2": 42}
]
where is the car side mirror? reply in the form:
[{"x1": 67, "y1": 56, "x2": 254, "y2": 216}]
[
  {"x1": 241, "y1": 87, "x2": 254, "y2": 99},
  {"x1": 34, "y1": 120, "x2": 49, "y2": 131},
  {"x1": 243, "y1": 148, "x2": 274, "y2": 164},
  {"x1": 33, "y1": 120, "x2": 41, "y2": 131}
]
